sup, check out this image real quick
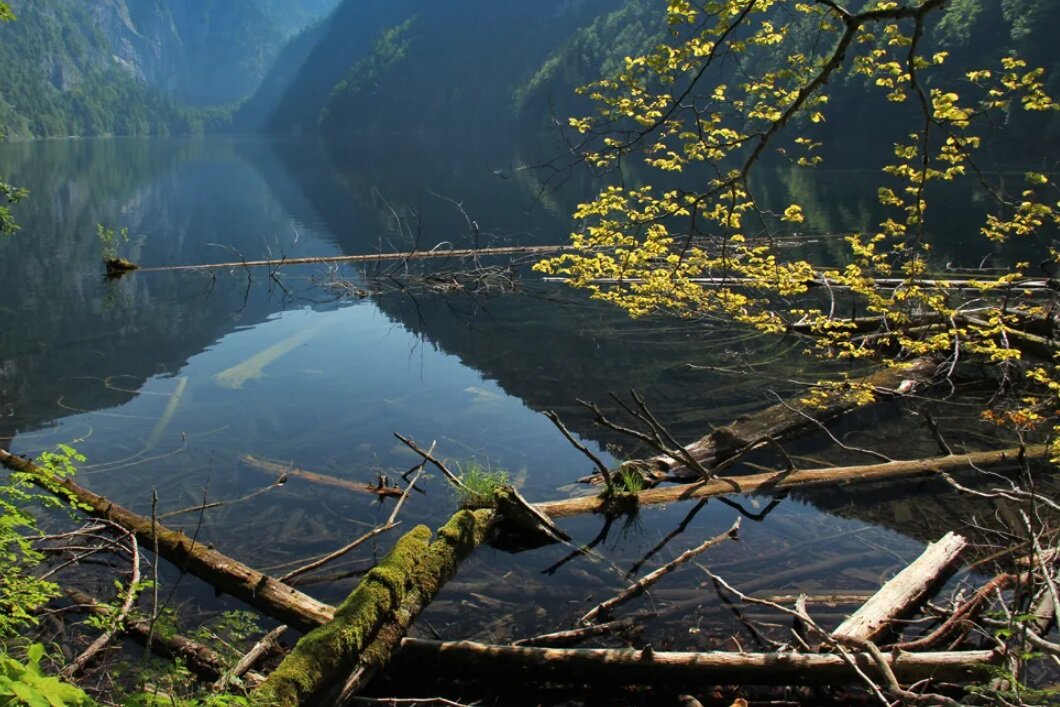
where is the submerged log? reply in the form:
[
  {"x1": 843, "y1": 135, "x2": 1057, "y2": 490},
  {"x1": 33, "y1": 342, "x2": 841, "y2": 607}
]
[
  {"x1": 631, "y1": 356, "x2": 938, "y2": 482},
  {"x1": 831, "y1": 531, "x2": 967, "y2": 645},
  {"x1": 395, "y1": 638, "x2": 998, "y2": 686},
  {"x1": 250, "y1": 509, "x2": 494, "y2": 707},
  {"x1": 0, "y1": 449, "x2": 334, "y2": 632},
  {"x1": 536, "y1": 445, "x2": 1046, "y2": 519},
  {"x1": 64, "y1": 589, "x2": 233, "y2": 683},
  {"x1": 240, "y1": 454, "x2": 403, "y2": 498}
]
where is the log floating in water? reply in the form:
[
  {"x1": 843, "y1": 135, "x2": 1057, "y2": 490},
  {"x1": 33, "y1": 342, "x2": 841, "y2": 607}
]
[
  {"x1": 240, "y1": 454, "x2": 403, "y2": 499},
  {"x1": 535, "y1": 445, "x2": 1047, "y2": 519},
  {"x1": 137, "y1": 245, "x2": 576, "y2": 273},
  {"x1": 0, "y1": 449, "x2": 334, "y2": 632},
  {"x1": 394, "y1": 638, "x2": 998, "y2": 686},
  {"x1": 831, "y1": 531, "x2": 968, "y2": 645},
  {"x1": 641, "y1": 356, "x2": 938, "y2": 481}
]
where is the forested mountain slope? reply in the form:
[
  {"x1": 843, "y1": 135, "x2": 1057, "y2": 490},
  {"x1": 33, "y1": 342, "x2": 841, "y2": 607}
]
[
  {"x1": 0, "y1": 0, "x2": 339, "y2": 138},
  {"x1": 249, "y1": 0, "x2": 625, "y2": 137},
  {"x1": 249, "y1": 0, "x2": 1059, "y2": 152}
]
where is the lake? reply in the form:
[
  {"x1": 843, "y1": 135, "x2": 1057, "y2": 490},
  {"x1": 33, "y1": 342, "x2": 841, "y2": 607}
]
[{"x1": 0, "y1": 135, "x2": 1029, "y2": 675}]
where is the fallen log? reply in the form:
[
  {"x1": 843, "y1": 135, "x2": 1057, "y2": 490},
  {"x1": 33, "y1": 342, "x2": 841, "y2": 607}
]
[
  {"x1": 536, "y1": 445, "x2": 1047, "y2": 519},
  {"x1": 395, "y1": 638, "x2": 998, "y2": 686},
  {"x1": 831, "y1": 531, "x2": 967, "y2": 645},
  {"x1": 250, "y1": 509, "x2": 494, "y2": 707},
  {"x1": 634, "y1": 356, "x2": 938, "y2": 482},
  {"x1": 64, "y1": 589, "x2": 234, "y2": 684},
  {"x1": 137, "y1": 244, "x2": 574, "y2": 274},
  {"x1": 240, "y1": 454, "x2": 403, "y2": 499},
  {"x1": 0, "y1": 449, "x2": 334, "y2": 632}
]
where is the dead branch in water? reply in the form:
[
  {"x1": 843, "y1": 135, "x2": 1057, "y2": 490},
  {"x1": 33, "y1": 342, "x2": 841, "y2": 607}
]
[
  {"x1": 0, "y1": 448, "x2": 335, "y2": 632},
  {"x1": 535, "y1": 444, "x2": 1047, "y2": 519},
  {"x1": 240, "y1": 454, "x2": 404, "y2": 499},
  {"x1": 136, "y1": 244, "x2": 575, "y2": 274},
  {"x1": 579, "y1": 518, "x2": 741, "y2": 625},
  {"x1": 831, "y1": 531, "x2": 968, "y2": 645},
  {"x1": 577, "y1": 356, "x2": 938, "y2": 484},
  {"x1": 394, "y1": 638, "x2": 998, "y2": 686}
]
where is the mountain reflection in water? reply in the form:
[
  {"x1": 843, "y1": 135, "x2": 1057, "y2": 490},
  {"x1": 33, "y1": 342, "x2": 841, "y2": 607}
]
[{"x1": 0, "y1": 136, "x2": 1033, "y2": 643}]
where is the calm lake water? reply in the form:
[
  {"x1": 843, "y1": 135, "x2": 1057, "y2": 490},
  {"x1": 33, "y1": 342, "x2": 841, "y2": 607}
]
[{"x1": 0, "y1": 136, "x2": 1031, "y2": 661}]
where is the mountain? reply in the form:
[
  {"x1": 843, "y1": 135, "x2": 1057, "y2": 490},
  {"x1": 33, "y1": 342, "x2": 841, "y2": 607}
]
[
  {"x1": 247, "y1": 0, "x2": 1059, "y2": 154},
  {"x1": 0, "y1": 0, "x2": 340, "y2": 138},
  {"x1": 248, "y1": 0, "x2": 626, "y2": 138}
]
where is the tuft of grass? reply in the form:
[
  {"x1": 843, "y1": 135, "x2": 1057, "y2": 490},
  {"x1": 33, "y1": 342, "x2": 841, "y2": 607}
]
[
  {"x1": 455, "y1": 460, "x2": 509, "y2": 508},
  {"x1": 616, "y1": 465, "x2": 645, "y2": 494}
]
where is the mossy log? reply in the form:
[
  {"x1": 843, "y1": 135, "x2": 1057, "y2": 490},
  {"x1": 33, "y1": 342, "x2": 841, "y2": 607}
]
[
  {"x1": 619, "y1": 357, "x2": 939, "y2": 483},
  {"x1": 65, "y1": 589, "x2": 234, "y2": 684},
  {"x1": 0, "y1": 449, "x2": 334, "y2": 632},
  {"x1": 395, "y1": 638, "x2": 998, "y2": 686},
  {"x1": 537, "y1": 445, "x2": 1046, "y2": 519},
  {"x1": 250, "y1": 508, "x2": 495, "y2": 707}
]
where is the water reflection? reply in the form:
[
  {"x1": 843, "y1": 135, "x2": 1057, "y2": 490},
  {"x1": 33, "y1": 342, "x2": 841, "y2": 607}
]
[{"x1": 0, "y1": 135, "x2": 1039, "y2": 639}]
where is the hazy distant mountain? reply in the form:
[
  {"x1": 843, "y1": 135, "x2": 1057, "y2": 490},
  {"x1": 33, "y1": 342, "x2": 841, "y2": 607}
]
[
  {"x1": 246, "y1": 0, "x2": 626, "y2": 137},
  {"x1": 0, "y1": 0, "x2": 340, "y2": 137}
]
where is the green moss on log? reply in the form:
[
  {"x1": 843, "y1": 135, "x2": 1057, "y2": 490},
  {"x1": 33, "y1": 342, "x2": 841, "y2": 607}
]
[{"x1": 251, "y1": 509, "x2": 494, "y2": 706}]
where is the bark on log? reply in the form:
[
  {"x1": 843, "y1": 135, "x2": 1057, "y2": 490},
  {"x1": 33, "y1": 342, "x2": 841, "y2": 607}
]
[
  {"x1": 250, "y1": 509, "x2": 494, "y2": 707},
  {"x1": 64, "y1": 589, "x2": 232, "y2": 684},
  {"x1": 641, "y1": 357, "x2": 938, "y2": 481},
  {"x1": 139, "y1": 245, "x2": 574, "y2": 273},
  {"x1": 395, "y1": 638, "x2": 998, "y2": 686},
  {"x1": 831, "y1": 531, "x2": 968, "y2": 644},
  {"x1": 240, "y1": 455, "x2": 402, "y2": 498},
  {"x1": 0, "y1": 449, "x2": 334, "y2": 632},
  {"x1": 536, "y1": 445, "x2": 1046, "y2": 519}
]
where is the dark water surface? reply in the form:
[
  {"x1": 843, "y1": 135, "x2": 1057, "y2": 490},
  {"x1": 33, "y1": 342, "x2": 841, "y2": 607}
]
[{"x1": 0, "y1": 137, "x2": 1027, "y2": 665}]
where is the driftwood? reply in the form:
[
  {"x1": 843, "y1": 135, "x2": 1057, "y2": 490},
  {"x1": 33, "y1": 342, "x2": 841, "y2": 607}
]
[
  {"x1": 831, "y1": 531, "x2": 967, "y2": 645},
  {"x1": 64, "y1": 589, "x2": 234, "y2": 684},
  {"x1": 536, "y1": 445, "x2": 1046, "y2": 519},
  {"x1": 250, "y1": 509, "x2": 494, "y2": 707},
  {"x1": 580, "y1": 518, "x2": 741, "y2": 625},
  {"x1": 214, "y1": 625, "x2": 287, "y2": 692},
  {"x1": 395, "y1": 638, "x2": 998, "y2": 686},
  {"x1": 618, "y1": 356, "x2": 938, "y2": 482},
  {"x1": 240, "y1": 455, "x2": 403, "y2": 499},
  {"x1": 0, "y1": 449, "x2": 334, "y2": 632},
  {"x1": 138, "y1": 245, "x2": 574, "y2": 273}
]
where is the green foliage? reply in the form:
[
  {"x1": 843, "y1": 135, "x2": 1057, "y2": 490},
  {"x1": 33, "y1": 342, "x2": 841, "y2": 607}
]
[
  {"x1": 96, "y1": 224, "x2": 129, "y2": 262},
  {"x1": 0, "y1": 445, "x2": 84, "y2": 638},
  {"x1": 538, "y1": 0, "x2": 1060, "y2": 454},
  {"x1": 0, "y1": 179, "x2": 27, "y2": 237},
  {"x1": 616, "y1": 464, "x2": 645, "y2": 494},
  {"x1": 0, "y1": 645, "x2": 94, "y2": 706},
  {"x1": 455, "y1": 460, "x2": 509, "y2": 508}
]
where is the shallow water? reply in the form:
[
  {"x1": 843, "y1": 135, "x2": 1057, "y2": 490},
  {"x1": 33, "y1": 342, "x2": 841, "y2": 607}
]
[{"x1": 0, "y1": 136, "x2": 1037, "y2": 662}]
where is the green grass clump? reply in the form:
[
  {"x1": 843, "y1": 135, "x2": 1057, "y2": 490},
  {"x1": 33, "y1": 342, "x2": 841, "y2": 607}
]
[{"x1": 455, "y1": 461, "x2": 509, "y2": 508}]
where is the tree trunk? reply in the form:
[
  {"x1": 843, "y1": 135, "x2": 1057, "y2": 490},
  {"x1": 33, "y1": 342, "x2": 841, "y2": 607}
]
[
  {"x1": 250, "y1": 509, "x2": 494, "y2": 707},
  {"x1": 644, "y1": 356, "x2": 938, "y2": 481},
  {"x1": 0, "y1": 449, "x2": 334, "y2": 632},
  {"x1": 395, "y1": 638, "x2": 998, "y2": 686},
  {"x1": 536, "y1": 445, "x2": 1045, "y2": 519},
  {"x1": 832, "y1": 531, "x2": 967, "y2": 644}
]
